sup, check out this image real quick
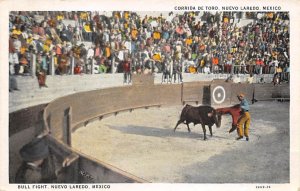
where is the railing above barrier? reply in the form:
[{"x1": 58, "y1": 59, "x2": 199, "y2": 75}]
[{"x1": 12, "y1": 52, "x2": 289, "y2": 78}]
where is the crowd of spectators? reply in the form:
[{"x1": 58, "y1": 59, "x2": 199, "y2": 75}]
[{"x1": 9, "y1": 11, "x2": 290, "y2": 84}]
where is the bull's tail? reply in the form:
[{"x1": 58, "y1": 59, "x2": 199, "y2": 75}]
[{"x1": 175, "y1": 105, "x2": 191, "y2": 132}]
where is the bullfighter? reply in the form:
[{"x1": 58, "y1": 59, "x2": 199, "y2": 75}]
[{"x1": 236, "y1": 93, "x2": 251, "y2": 141}]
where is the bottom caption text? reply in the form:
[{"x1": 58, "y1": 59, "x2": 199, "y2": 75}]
[{"x1": 17, "y1": 184, "x2": 111, "y2": 189}]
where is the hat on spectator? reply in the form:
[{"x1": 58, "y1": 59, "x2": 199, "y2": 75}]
[{"x1": 19, "y1": 137, "x2": 49, "y2": 162}]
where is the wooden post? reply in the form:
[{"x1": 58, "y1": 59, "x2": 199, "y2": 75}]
[
  {"x1": 111, "y1": 56, "x2": 115, "y2": 74},
  {"x1": 49, "y1": 56, "x2": 55, "y2": 75},
  {"x1": 30, "y1": 53, "x2": 36, "y2": 77},
  {"x1": 91, "y1": 59, "x2": 95, "y2": 74},
  {"x1": 63, "y1": 107, "x2": 72, "y2": 146},
  {"x1": 70, "y1": 57, "x2": 75, "y2": 75}
]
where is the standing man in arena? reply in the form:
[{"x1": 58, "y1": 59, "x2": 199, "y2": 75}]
[{"x1": 236, "y1": 93, "x2": 251, "y2": 141}]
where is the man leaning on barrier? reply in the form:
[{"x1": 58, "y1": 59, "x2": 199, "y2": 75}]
[{"x1": 15, "y1": 136, "x2": 78, "y2": 183}]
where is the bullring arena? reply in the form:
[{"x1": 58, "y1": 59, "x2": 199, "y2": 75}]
[
  {"x1": 9, "y1": 74, "x2": 290, "y2": 183},
  {"x1": 8, "y1": 10, "x2": 291, "y2": 185}
]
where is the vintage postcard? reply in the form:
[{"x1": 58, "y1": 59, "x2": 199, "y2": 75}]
[{"x1": 1, "y1": 0, "x2": 300, "y2": 191}]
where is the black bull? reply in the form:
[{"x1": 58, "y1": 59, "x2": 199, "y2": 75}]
[{"x1": 174, "y1": 105, "x2": 222, "y2": 140}]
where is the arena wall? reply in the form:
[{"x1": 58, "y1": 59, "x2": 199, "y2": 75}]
[
  {"x1": 9, "y1": 75, "x2": 289, "y2": 183},
  {"x1": 9, "y1": 104, "x2": 46, "y2": 137},
  {"x1": 210, "y1": 80, "x2": 255, "y2": 106},
  {"x1": 44, "y1": 84, "x2": 182, "y2": 143},
  {"x1": 9, "y1": 73, "x2": 273, "y2": 113},
  {"x1": 254, "y1": 83, "x2": 290, "y2": 101},
  {"x1": 78, "y1": 154, "x2": 147, "y2": 183},
  {"x1": 182, "y1": 82, "x2": 211, "y2": 105}
]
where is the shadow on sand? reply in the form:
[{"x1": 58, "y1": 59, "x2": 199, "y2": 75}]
[{"x1": 106, "y1": 124, "x2": 230, "y2": 140}]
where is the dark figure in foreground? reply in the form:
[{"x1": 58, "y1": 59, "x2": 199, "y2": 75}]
[
  {"x1": 174, "y1": 105, "x2": 222, "y2": 140},
  {"x1": 15, "y1": 137, "x2": 56, "y2": 183},
  {"x1": 15, "y1": 137, "x2": 76, "y2": 183}
]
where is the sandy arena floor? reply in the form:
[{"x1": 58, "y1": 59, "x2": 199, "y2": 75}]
[{"x1": 72, "y1": 101, "x2": 289, "y2": 183}]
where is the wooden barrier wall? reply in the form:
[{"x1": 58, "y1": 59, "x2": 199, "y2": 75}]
[
  {"x1": 9, "y1": 104, "x2": 47, "y2": 137},
  {"x1": 182, "y1": 82, "x2": 211, "y2": 105},
  {"x1": 254, "y1": 83, "x2": 290, "y2": 101},
  {"x1": 78, "y1": 155, "x2": 147, "y2": 183},
  {"x1": 44, "y1": 84, "x2": 182, "y2": 142},
  {"x1": 210, "y1": 82, "x2": 290, "y2": 105}
]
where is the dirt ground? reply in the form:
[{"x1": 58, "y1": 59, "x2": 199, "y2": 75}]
[{"x1": 72, "y1": 101, "x2": 289, "y2": 183}]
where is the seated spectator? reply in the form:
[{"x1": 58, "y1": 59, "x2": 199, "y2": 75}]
[
  {"x1": 203, "y1": 64, "x2": 211, "y2": 74},
  {"x1": 83, "y1": 22, "x2": 92, "y2": 41},
  {"x1": 98, "y1": 57, "x2": 107, "y2": 73},
  {"x1": 58, "y1": 54, "x2": 69, "y2": 75},
  {"x1": 246, "y1": 73, "x2": 254, "y2": 84},
  {"x1": 212, "y1": 56, "x2": 219, "y2": 74},
  {"x1": 19, "y1": 56, "x2": 29, "y2": 74}
]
